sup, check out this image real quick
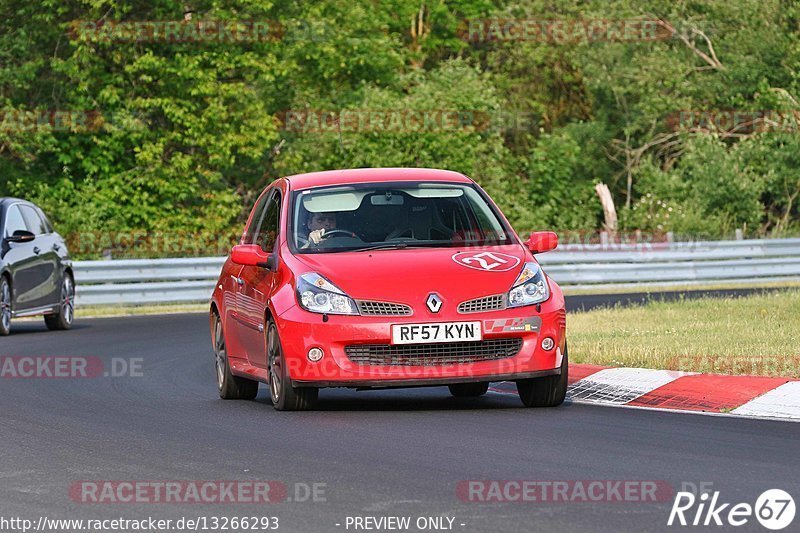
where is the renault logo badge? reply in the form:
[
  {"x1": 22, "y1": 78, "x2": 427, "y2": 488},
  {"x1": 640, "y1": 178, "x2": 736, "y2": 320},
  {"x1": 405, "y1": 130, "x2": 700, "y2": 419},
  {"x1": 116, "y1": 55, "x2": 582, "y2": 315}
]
[{"x1": 426, "y1": 293, "x2": 443, "y2": 313}]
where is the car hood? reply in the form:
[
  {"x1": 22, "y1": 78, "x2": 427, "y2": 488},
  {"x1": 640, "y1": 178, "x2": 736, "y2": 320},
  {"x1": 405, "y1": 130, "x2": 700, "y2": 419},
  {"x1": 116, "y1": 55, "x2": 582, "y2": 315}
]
[{"x1": 291, "y1": 244, "x2": 532, "y2": 307}]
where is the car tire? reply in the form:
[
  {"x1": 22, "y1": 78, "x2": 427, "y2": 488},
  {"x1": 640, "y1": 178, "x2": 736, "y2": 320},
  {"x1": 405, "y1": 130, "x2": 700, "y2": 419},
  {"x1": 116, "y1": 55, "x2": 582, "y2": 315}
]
[
  {"x1": 0, "y1": 276, "x2": 11, "y2": 336},
  {"x1": 266, "y1": 319, "x2": 318, "y2": 411},
  {"x1": 44, "y1": 274, "x2": 75, "y2": 331},
  {"x1": 448, "y1": 382, "x2": 489, "y2": 397},
  {"x1": 213, "y1": 312, "x2": 258, "y2": 400},
  {"x1": 516, "y1": 342, "x2": 569, "y2": 408}
]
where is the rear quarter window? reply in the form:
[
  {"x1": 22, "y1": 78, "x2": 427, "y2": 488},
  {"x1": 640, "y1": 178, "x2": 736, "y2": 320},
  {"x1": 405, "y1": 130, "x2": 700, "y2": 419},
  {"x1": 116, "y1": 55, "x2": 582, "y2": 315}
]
[{"x1": 19, "y1": 205, "x2": 48, "y2": 235}]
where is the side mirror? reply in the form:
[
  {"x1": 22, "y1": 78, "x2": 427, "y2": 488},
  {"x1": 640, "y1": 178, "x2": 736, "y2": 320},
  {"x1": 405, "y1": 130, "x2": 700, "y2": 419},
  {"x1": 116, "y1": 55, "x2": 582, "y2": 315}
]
[
  {"x1": 524, "y1": 231, "x2": 558, "y2": 254},
  {"x1": 5, "y1": 230, "x2": 36, "y2": 244},
  {"x1": 231, "y1": 244, "x2": 277, "y2": 270}
]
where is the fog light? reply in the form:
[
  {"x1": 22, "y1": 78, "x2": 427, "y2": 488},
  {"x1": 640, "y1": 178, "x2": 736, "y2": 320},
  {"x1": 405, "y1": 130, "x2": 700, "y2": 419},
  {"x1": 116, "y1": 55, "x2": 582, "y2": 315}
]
[
  {"x1": 307, "y1": 347, "x2": 324, "y2": 362},
  {"x1": 541, "y1": 337, "x2": 555, "y2": 351}
]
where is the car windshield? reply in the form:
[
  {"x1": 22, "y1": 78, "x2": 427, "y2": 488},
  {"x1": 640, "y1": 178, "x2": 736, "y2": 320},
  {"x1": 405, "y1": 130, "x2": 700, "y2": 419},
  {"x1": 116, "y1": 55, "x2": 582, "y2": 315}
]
[{"x1": 290, "y1": 182, "x2": 514, "y2": 254}]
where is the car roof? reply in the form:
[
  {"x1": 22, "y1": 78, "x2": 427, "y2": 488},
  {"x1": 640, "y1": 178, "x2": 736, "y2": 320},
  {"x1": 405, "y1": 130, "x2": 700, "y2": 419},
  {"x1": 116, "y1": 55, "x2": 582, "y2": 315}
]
[
  {"x1": 284, "y1": 168, "x2": 473, "y2": 191},
  {"x1": 0, "y1": 197, "x2": 29, "y2": 208}
]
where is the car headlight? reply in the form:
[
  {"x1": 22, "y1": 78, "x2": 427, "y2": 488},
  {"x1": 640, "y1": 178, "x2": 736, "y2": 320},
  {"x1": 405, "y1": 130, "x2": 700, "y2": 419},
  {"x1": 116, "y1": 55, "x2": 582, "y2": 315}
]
[
  {"x1": 507, "y1": 262, "x2": 550, "y2": 308},
  {"x1": 296, "y1": 273, "x2": 358, "y2": 315}
]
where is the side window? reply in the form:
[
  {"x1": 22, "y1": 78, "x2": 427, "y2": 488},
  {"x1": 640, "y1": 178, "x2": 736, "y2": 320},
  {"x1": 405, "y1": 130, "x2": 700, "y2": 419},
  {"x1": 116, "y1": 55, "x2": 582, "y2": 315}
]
[
  {"x1": 37, "y1": 207, "x2": 54, "y2": 233},
  {"x1": 242, "y1": 192, "x2": 271, "y2": 244},
  {"x1": 19, "y1": 205, "x2": 48, "y2": 235},
  {"x1": 253, "y1": 192, "x2": 281, "y2": 253},
  {"x1": 4, "y1": 205, "x2": 28, "y2": 238}
]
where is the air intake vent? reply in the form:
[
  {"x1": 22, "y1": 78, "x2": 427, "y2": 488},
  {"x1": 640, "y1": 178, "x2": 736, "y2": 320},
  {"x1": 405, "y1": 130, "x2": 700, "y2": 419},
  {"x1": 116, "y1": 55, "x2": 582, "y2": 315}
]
[
  {"x1": 356, "y1": 300, "x2": 413, "y2": 316},
  {"x1": 458, "y1": 294, "x2": 506, "y2": 313}
]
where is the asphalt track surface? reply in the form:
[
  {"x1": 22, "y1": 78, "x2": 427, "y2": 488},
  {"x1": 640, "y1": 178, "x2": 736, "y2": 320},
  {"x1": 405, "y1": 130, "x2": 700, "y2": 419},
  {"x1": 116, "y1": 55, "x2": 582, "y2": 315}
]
[{"x1": 1, "y1": 307, "x2": 799, "y2": 532}]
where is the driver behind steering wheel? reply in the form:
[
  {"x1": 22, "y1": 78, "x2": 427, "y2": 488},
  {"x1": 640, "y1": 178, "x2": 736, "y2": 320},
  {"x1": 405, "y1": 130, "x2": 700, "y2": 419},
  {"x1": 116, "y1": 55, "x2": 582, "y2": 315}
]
[{"x1": 305, "y1": 211, "x2": 338, "y2": 247}]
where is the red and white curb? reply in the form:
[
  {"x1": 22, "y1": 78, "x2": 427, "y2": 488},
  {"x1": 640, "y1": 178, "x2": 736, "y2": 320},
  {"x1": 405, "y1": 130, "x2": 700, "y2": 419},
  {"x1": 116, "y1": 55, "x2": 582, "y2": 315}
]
[{"x1": 492, "y1": 364, "x2": 800, "y2": 421}]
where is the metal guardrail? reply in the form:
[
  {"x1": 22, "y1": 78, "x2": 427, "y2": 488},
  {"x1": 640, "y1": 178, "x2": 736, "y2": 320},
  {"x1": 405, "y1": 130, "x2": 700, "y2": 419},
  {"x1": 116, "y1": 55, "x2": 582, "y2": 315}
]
[
  {"x1": 537, "y1": 238, "x2": 800, "y2": 288},
  {"x1": 75, "y1": 258, "x2": 225, "y2": 306},
  {"x1": 72, "y1": 238, "x2": 800, "y2": 306}
]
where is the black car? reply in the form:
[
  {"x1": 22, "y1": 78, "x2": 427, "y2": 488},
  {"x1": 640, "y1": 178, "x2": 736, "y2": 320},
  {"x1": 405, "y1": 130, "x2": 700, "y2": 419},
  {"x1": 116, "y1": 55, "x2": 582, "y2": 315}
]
[{"x1": 0, "y1": 198, "x2": 74, "y2": 335}]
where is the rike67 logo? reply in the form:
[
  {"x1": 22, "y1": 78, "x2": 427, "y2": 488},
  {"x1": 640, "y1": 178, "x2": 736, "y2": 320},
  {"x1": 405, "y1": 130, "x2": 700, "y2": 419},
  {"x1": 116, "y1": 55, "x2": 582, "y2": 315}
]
[{"x1": 668, "y1": 489, "x2": 795, "y2": 530}]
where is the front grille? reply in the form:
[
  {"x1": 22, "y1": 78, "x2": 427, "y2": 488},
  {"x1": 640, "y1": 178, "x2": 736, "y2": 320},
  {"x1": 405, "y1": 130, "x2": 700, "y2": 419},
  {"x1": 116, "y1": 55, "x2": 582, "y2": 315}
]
[
  {"x1": 458, "y1": 294, "x2": 506, "y2": 313},
  {"x1": 357, "y1": 300, "x2": 413, "y2": 316},
  {"x1": 345, "y1": 338, "x2": 523, "y2": 366}
]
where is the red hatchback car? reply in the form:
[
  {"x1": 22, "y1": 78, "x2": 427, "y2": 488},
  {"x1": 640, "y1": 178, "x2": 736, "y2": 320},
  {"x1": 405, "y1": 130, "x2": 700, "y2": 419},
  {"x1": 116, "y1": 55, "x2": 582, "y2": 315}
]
[{"x1": 210, "y1": 168, "x2": 567, "y2": 410}]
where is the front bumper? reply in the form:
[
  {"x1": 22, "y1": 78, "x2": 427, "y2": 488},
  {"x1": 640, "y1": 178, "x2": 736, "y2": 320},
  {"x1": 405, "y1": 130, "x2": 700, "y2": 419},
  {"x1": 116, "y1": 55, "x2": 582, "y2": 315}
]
[
  {"x1": 292, "y1": 369, "x2": 561, "y2": 389},
  {"x1": 277, "y1": 302, "x2": 567, "y2": 388}
]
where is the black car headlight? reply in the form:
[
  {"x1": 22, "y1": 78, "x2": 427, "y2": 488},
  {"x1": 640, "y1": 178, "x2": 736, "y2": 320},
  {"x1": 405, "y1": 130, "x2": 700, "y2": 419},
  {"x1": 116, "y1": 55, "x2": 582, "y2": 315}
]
[
  {"x1": 507, "y1": 262, "x2": 550, "y2": 308},
  {"x1": 296, "y1": 272, "x2": 358, "y2": 315}
]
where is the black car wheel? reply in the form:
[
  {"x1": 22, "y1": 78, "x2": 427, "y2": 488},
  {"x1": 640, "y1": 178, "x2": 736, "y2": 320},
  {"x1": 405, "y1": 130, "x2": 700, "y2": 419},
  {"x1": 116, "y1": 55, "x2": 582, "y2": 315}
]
[
  {"x1": 517, "y1": 342, "x2": 569, "y2": 408},
  {"x1": 213, "y1": 311, "x2": 258, "y2": 400},
  {"x1": 44, "y1": 274, "x2": 75, "y2": 331},
  {"x1": 0, "y1": 276, "x2": 11, "y2": 336},
  {"x1": 267, "y1": 319, "x2": 318, "y2": 411}
]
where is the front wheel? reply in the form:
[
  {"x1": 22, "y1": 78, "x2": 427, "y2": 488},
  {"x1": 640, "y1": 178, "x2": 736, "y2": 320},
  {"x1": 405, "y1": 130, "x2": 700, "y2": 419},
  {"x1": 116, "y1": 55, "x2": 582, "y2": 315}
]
[
  {"x1": 213, "y1": 312, "x2": 258, "y2": 400},
  {"x1": 267, "y1": 320, "x2": 318, "y2": 411},
  {"x1": 0, "y1": 276, "x2": 11, "y2": 336},
  {"x1": 517, "y1": 343, "x2": 569, "y2": 407},
  {"x1": 44, "y1": 274, "x2": 75, "y2": 331}
]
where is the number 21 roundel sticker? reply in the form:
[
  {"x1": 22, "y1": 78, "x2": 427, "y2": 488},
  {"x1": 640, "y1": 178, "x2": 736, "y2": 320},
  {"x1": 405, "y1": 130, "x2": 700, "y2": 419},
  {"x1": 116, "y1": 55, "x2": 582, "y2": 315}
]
[{"x1": 452, "y1": 251, "x2": 521, "y2": 272}]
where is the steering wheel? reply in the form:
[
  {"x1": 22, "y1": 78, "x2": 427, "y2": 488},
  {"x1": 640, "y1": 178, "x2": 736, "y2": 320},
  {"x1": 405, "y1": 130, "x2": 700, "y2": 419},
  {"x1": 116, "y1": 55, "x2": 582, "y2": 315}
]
[{"x1": 318, "y1": 229, "x2": 358, "y2": 240}]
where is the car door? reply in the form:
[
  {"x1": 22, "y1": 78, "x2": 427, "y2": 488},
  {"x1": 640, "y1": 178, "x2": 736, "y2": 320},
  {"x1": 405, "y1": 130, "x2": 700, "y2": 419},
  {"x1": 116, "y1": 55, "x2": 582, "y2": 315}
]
[
  {"x1": 226, "y1": 189, "x2": 270, "y2": 360},
  {"x1": 1, "y1": 204, "x2": 41, "y2": 312},
  {"x1": 237, "y1": 189, "x2": 282, "y2": 368},
  {"x1": 19, "y1": 204, "x2": 60, "y2": 309}
]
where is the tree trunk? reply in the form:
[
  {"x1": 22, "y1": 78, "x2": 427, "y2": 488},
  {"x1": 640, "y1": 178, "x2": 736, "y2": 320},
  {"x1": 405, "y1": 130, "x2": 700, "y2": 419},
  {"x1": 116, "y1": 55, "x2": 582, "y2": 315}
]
[{"x1": 595, "y1": 183, "x2": 618, "y2": 237}]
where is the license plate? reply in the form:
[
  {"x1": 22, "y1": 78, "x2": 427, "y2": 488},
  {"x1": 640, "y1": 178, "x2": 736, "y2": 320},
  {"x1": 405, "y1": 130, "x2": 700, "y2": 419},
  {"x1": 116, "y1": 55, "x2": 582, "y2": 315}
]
[{"x1": 391, "y1": 321, "x2": 482, "y2": 345}]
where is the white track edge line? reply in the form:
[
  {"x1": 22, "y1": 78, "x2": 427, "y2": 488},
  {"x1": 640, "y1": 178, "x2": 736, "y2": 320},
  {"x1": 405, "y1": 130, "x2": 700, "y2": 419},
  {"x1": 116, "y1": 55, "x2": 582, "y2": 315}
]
[{"x1": 487, "y1": 389, "x2": 800, "y2": 423}]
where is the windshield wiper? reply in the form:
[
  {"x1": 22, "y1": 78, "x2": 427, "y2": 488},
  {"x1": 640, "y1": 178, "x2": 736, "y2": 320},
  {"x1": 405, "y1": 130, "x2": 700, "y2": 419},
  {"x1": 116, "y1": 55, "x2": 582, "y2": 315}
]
[
  {"x1": 351, "y1": 241, "x2": 454, "y2": 252},
  {"x1": 351, "y1": 242, "x2": 411, "y2": 252}
]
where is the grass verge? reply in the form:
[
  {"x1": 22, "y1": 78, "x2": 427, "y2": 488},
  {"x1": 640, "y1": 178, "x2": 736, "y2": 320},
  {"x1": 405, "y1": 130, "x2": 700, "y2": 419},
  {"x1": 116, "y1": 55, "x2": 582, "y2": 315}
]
[
  {"x1": 76, "y1": 303, "x2": 208, "y2": 318},
  {"x1": 563, "y1": 280, "x2": 800, "y2": 296},
  {"x1": 569, "y1": 289, "x2": 800, "y2": 378}
]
